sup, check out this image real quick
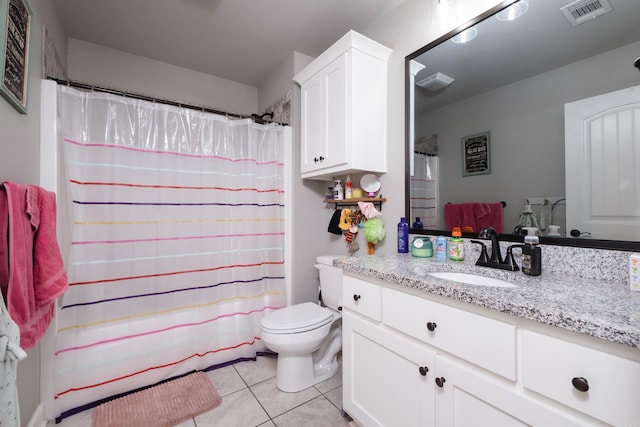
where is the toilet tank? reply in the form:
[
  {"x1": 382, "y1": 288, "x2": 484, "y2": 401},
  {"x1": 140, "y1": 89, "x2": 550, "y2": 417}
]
[{"x1": 315, "y1": 255, "x2": 344, "y2": 311}]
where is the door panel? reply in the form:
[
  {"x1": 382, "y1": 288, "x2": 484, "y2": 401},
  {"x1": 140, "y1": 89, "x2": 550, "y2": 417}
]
[{"x1": 565, "y1": 85, "x2": 640, "y2": 240}]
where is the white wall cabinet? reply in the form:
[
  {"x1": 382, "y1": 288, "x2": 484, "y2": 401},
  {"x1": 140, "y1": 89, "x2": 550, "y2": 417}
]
[
  {"x1": 294, "y1": 31, "x2": 391, "y2": 180},
  {"x1": 342, "y1": 273, "x2": 634, "y2": 426}
]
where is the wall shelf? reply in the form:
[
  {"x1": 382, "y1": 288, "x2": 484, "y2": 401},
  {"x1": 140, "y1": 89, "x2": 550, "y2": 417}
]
[{"x1": 323, "y1": 197, "x2": 386, "y2": 210}]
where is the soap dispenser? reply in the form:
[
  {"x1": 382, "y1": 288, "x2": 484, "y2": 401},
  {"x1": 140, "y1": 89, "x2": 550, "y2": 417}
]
[{"x1": 522, "y1": 228, "x2": 541, "y2": 276}]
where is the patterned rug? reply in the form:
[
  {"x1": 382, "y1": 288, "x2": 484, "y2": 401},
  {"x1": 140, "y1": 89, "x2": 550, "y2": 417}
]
[{"x1": 92, "y1": 372, "x2": 222, "y2": 427}]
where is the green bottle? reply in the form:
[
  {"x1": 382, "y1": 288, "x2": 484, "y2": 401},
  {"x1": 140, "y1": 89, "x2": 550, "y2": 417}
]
[{"x1": 449, "y1": 227, "x2": 464, "y2": 261}]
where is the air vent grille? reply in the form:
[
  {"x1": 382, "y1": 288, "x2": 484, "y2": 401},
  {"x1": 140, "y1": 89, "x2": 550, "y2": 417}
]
[
  {"x1": 561, "y1": 0, "x2": 612, "y2": 26},
  {"x1": 416, "y1": 72, "x2": 454, "y2": 92}
]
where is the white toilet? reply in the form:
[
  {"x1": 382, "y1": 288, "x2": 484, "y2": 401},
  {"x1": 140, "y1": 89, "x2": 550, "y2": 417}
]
[{"x1": 260, "y1": 255, "x2": 343, "y2": 392}]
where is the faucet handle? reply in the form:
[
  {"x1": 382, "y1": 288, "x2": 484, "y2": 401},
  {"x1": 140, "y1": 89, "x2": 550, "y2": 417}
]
[
  {"x1": 504, "y1": 244, "x2": 524, "y2": 271},
  {"x1": 471, "y1": 240, "x2": 489, "y2": 263}
]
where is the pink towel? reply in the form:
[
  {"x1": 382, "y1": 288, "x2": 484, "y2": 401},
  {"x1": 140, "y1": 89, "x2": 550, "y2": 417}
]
[
  {"x1": 444, "y1": 202, "x2": 503, "y2": 233},
  {"x1": 0, "y1": 182, "x2": 68, "y2": 349}
]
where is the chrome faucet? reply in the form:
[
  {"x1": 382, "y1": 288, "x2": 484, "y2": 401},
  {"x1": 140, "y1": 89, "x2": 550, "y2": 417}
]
[{"x1": 471, "y1": 227, "x2": 520, "y2": 271}]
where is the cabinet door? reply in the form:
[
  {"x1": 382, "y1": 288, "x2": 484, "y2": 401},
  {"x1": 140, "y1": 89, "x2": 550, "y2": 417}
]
[
  {"x1": 435, "y1": 357, "x2": 595, "y2": 427},
  {"x1": 300, "y1": 72, "x2": 324, "y2": 174},
  {"x1": 323, "y1": 53, "x2": 348, "y2": 170},
  {"x1": 343, "y1": 312, "x2": 436, "y2": 427}
]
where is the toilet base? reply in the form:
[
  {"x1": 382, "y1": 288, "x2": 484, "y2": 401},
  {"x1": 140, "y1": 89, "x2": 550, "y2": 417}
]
[{"x1": 275, "y1": 327, "x2": 342, "y2": 393}]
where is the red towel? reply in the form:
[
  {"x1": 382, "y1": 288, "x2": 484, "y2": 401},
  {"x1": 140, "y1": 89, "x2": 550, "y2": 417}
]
[
  {"x1": 0, "y1": 182, "x2": 68, "y2": 349},
  {"x1": 444, "y1": 203, "x2": 503, "y2": 233}
]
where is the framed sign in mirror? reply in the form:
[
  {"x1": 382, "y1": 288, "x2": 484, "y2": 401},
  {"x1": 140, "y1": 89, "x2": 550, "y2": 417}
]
[
  {"x1": 0, "y1": 0, "x2": 31, "y2": 114},
  {"x1": 461, "y1": 131, "x2": 490, "y2": 177}
]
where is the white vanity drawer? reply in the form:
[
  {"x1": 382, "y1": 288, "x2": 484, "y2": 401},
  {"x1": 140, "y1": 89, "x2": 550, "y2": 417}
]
[
  {"x1": 521, "y1": 330, "x2": 640, "y2": 426},
  {"x1": 383, "y1": 287, "x2": 516, "y2": 380},
  {"x1": 342, "y1": 275, "x2": 382, "y2": 321}
]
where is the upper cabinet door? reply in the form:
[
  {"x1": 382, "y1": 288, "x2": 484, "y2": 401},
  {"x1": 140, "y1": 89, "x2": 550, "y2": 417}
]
[
  {"x1": 300, "y1": 72, "x2": 325, "y2": 174},
  {"x1": 294, "y1": 31, "x2": 391, "y2": 180},
  {"x1": 299, "y1": 54, "x2": 348, "y2": 176}
]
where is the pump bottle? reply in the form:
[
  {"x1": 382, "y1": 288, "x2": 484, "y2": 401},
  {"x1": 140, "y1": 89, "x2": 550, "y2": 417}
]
[{"x1": 522, "y1": 228, "x2": 541, "y2": 276}]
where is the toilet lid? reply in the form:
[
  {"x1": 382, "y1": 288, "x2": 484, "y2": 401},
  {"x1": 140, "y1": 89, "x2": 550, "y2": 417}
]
[{"x1": 262, "y1": 302, "x2": 333, "y2": 333}]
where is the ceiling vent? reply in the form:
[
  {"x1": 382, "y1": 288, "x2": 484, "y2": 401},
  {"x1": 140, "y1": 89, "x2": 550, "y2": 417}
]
[
  {"x1": 560, "y1": 0, "x2": 612, "y2": 26},
  {"x1": 416, "y1": 72, "x2": 455, "y2": 92}
]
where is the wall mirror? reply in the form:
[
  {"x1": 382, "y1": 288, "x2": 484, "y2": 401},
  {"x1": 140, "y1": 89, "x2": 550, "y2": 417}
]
[{"x1": 405, "y1": 0, "x2": 640, "y2": 249}]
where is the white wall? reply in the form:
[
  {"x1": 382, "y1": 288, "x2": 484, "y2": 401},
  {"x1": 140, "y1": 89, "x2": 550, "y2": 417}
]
[
  {"x1": 67, "y1": 38, "x2": 259, "y2": 116},
  {"x1": 287, "y1": 0, "x2": 505, "y2": 300},
  {"x1": 301, "y1": 0, "x2": 504, "y2": 259},
  {"x1": 0, "y1": 0, "x2": 68, "y2": 423}
]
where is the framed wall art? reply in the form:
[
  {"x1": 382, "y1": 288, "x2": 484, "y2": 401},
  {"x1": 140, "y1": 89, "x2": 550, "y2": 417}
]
[
  {"x1": 0, "y1": 0, "x2": 32, "y2": 114},
  {"x1": 461, "y1": 131, "x2": 491, "y2": 176}
]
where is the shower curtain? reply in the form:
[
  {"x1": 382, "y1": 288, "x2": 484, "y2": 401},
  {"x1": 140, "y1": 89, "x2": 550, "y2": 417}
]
[
  {"x1": 53, "y1": 85, "x2": 289, "y2": 420},
  {"x1": 410, "y1": 154, "x2": 439, "y2": 229}
]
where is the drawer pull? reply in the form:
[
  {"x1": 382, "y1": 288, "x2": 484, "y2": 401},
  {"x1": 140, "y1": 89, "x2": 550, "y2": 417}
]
[
  {"x1": 426, "y1": 322, "x2": 437, "y2": 331},
  {"x1": 572, "y1": 377, "x2": 589, "y2": 392},
  {"x1": 435, "y1": 377, "x2": 446, "y2": 388},
  {"x1": 353, "y1": 294, "x2": 361, "y2": 301},
  {"x1": 418, "y1": 366, "x2": 429, "y2": 376}
]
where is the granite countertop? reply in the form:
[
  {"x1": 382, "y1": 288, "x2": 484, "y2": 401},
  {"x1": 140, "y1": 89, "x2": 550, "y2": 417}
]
[{"x1": 335, "y1": 254, "x2": 640, "y2": 349}]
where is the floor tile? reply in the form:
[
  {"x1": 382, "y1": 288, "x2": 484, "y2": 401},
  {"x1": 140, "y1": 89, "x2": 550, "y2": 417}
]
[
  {"x1": 251, "y1": 376, "x2": 320, "y2": 418},
  {"x1": 234, "y1": 355, "x2": 277, "y2": 386},
  {"x1": 272, "y1": 395, "x2": 351, "y2": 427},
  {"x1": 323, "y1": 385, "x2": 343, "y2": 411},
  {"x1": 205, "y1": 364, "x2": 246, "y2": 396},
  {"x1": 194, "y1": 388, "x2": 270, "y2": 427}
]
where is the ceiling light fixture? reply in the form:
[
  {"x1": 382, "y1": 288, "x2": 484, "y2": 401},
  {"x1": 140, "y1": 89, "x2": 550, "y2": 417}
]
[
  {"x1": 496, "y1": 0, "x2": 529, "y2": 21},
  {"x1": 451, "y1": 27, "x2": 478, "y2": 44},
  {"x1": 437, "y1": 0, "x2": 458, "y2": 28}
]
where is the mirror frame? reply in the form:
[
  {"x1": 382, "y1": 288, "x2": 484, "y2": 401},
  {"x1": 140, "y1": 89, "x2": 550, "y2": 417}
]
[{"x1": 404, "y1": 0, "x2": 639, "y2": 252}]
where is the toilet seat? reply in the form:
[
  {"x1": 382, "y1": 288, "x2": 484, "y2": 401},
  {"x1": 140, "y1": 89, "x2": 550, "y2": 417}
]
[{"x1": 262, "y1": 302, "x2": 333, "y2": 334}]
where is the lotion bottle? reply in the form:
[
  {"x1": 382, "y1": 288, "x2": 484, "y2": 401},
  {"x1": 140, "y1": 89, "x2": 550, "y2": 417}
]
[{"x1": 333, "y1": 180, "x2": 344, "y2": 200}]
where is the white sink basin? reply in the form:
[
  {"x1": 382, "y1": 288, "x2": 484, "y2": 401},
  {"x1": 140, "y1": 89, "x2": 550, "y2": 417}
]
[{"x1": 428, "y1": 272, "x2": 517, "y2": 288}]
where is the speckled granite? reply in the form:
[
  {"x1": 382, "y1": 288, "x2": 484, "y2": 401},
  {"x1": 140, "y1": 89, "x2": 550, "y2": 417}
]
[{"x1": 335, "y1": 249, "x2": 640, "y2": 349}]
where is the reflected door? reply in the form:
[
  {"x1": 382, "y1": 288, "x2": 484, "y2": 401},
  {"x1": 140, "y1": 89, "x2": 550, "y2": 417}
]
[{"x1": 565, "y1": 86, "x2": 640, "y2": 241}]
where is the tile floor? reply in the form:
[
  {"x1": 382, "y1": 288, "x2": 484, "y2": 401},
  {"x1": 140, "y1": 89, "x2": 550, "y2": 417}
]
[{"x1": 50, "y1": 355, "x2": 352, "y2": 427}]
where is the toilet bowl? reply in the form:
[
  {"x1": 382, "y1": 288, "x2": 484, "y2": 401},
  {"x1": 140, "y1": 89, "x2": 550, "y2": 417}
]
[{"x1": 260, "y1": 255, "x2": 344, "y2": 392}]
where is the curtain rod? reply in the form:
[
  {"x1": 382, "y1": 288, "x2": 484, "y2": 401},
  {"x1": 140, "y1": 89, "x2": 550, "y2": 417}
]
[{"x1": 47, "y1": 76, "x2": 251, "y2": 120}]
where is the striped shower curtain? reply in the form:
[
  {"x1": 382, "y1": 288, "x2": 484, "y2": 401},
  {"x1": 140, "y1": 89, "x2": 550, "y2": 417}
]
[{"x1": 53, "y1": 85, "x2": 289, "y2": 420}]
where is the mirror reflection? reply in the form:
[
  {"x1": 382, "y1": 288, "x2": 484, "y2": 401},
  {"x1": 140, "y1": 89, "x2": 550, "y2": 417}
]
[{"x1": 406, "y1": 0, "x2": 640, "y2": 244}]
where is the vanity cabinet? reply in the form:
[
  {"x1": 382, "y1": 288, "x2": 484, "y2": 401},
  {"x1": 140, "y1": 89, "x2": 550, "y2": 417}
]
[
  {"x1": 293, "y1": 31, "x2": 391, "y2": 180},
  {"x1": 342, "y1": 273, "x2": 630, "y2": 426}
]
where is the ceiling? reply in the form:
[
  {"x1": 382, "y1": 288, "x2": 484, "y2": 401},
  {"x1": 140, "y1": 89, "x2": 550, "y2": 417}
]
[
  {"x1": 412, "y1": 0, "x2": 640, "y2": 113},
  {"x1": 53, "y1": 0, "x2": 406, "y2": 87}
]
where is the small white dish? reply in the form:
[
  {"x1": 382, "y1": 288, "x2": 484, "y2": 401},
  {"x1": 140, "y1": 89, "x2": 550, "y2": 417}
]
[{"x1": 360, "y1": 174, "x2": 381, "y2": 197}]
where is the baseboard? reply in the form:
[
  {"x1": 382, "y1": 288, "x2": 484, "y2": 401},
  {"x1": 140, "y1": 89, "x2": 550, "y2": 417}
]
[{"x1": 26, "y1": 403, "x2": 48, "y2": 427}]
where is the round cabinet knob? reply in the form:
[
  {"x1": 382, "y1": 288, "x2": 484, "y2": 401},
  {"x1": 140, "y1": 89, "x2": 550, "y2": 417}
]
[
  {"x1": 313, "y1": 157, "x2": 319, "y2": 163},
  {"x1": 418, "y1": 366, "x2": 429, "y2": 376},
  {"x1": 353, "y1": 294, "x2": 361, "y2": 301},
  {"x1": 426, "y1": 322, "x2": 437, "y2": 332},
  {"x1": 319, "y1": 156, "x2": 325, "y2": 162},
  {"x1": 572, "y1": 377, "x2": 589, "y2": 392},
  {"x1": 435, "y1": 377, "x2": 446, "y2": 388}
]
